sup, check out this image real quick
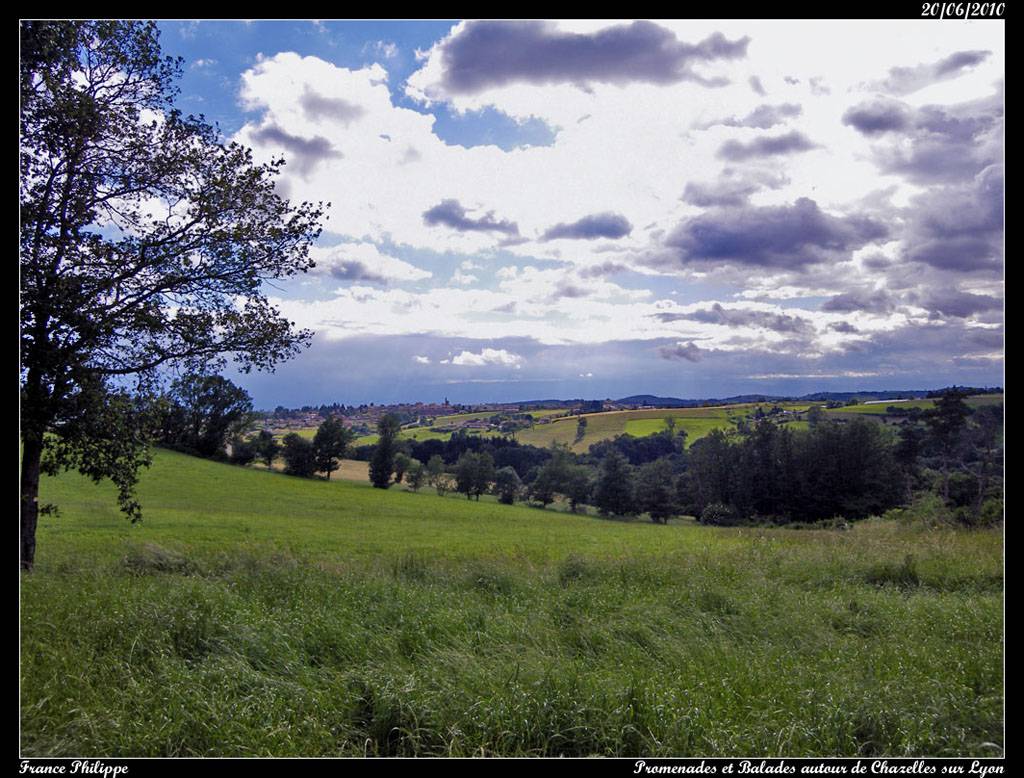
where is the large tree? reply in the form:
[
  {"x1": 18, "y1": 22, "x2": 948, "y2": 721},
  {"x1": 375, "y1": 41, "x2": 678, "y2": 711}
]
[{"x1": 20, "y1": 21, "x2": 325, "y2": 570}]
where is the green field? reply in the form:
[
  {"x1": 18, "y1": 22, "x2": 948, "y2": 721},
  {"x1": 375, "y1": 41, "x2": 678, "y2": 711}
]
[
  {"x1": 20, "y1": 448, "x2": 1003, "y2": 757},
  {"x1": 824, "y1": 394, "x2": 1003, "y2": 417},
  {"x1": 518, "y1": 404, "x2": 811, "y2": 452}
]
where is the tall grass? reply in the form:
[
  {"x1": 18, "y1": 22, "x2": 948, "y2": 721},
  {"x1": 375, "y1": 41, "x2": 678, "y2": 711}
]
[{"x1": 21, "y1": 450, "x2": 1003, "y2": 757}]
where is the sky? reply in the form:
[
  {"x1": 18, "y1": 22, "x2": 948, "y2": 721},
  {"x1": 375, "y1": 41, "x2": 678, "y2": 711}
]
[{"x1": 154, "y1": 19, "x2": 1004, "y2": 408}]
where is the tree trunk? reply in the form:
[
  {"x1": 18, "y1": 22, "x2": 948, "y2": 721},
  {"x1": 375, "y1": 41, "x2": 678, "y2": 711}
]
[
  {"x1": 971, "y1": 449, "x2": 994, "y2": 522},
  {"x1": 21, "y1": 433, "x2": 42, "y2": 572}
]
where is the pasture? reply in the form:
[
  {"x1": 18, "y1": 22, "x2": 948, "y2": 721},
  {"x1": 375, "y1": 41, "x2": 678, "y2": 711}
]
[
  {"x1": 517, "y1": 403, "x2": 810, "y2": 452},
  {"x1": 20, "y1": 448, "x2": 1003, "y2": 757}
]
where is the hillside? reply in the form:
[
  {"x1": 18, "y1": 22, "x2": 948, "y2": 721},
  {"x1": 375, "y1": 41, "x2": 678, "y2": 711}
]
[{"x1": 20, "y1": 448, "x2": 1003, "y2": 757}]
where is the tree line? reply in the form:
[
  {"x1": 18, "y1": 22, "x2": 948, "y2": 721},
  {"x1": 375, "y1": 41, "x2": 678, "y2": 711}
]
[
  {"x1": 353, "y1": 392, "x2": 1002, "y2": 528},
  {"x1": 117, "y1": 369, "x2": 1008, "y2": 532},
  {"x1": 84, "y1": 366, "x2": 1005, "y2": 534}
]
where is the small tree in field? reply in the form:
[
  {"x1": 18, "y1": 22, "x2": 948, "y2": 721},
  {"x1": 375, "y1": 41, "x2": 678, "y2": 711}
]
[
  {"x1": 455, "y1": 451, "x2": 495, "y2": 500},
  {"x1": 426, "y1": 454, "x2": 448, "y2": 495},
  {"x1": 405, "y1": 458, "x2": 425, "y2": 491},
  {"x1": 494, "y1": 466, "x2": 522, "y2": 504},
  {"x1": 281, "y1": 433, "x2": 316, "y2": 478},
  {"x1": 253, "y1": 430, "x2": 281, "y2": 469},
  {"x1": 369, "y1": 414, "x2": 401, "y2": 489},
  {"x1": 313, "y1": 416, "x2": 355, "y2": 480},
  {"x1": 228, "y1": 435, "x2": 257, "y2": 466},
  {"x1": 393, "y1": 451, "x2": 412, "y2": 485}
]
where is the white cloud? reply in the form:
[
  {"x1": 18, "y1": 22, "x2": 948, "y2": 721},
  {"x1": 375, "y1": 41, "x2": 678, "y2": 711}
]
[{"x1": 450, "y1": 348, "x2": 523, "y2": 367}]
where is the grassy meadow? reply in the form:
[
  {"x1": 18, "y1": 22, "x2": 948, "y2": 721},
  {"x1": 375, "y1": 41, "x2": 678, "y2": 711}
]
[{"x1": 21, "y1": 448, "x2": 1003, "y2": 757}]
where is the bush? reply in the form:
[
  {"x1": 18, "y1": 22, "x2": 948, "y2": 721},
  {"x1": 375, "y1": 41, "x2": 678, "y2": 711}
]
[
  {"x1": 228, "y1": 436, "x2": 257, "y2": 466},
  {"x1": 891, "y1": 493, "x2": 954, "y2": 528},
  {"x1": 281, "y1": 433, "x2": 317, "y2": 478},
  {"x1": 699, "y1": 502, "x2": 741, "y2": 526},
  {"x1": 977, "y1": 498, "x2": 1004, "y2": 527}
]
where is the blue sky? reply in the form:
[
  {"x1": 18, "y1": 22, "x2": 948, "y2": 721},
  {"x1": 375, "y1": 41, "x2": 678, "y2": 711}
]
[{"x1": 155, "y1": 20, "x2": 1002, "y2": 408}]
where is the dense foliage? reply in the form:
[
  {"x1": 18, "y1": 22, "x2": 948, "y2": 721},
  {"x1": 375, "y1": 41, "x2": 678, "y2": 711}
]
[
  {"x1": 19, "y1": 20, "x2": 324, "y2": 569},
  {"x1": 157, "y1": 375, "x2": 253, "y2": 460}
]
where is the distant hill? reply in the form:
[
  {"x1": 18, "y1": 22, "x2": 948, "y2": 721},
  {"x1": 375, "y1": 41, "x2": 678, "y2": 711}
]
[
  {"x1": 614, "y1": 394, "x2": 788, "y2": 408},
  {"x1": 611, "y1": 389, "x2": 992, "y2": 408},
  {"x1": 797, "y1": 390, "x2": 931, "y2": 402}
]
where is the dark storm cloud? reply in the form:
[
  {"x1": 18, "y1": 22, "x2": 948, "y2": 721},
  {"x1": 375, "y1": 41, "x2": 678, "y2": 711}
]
[
  {"x1": 821, "y1": 289, "x2": 897, "y2": 314},
  {"x1": 659, "y1": 341, "x2": 704, "y2": 362},
  {"x1": 325, "y1": 261, "x2": 388, "y2": 284},
  {"x1": 907, "y1": 237, "x2": 999, "y2": 272},
  {"x1": 655, "y1": 304, "x2": 814, "y2": 335},
  {"x1": 836, "y1": 320, "x2": 1003, "y2": 378},
  {"x1": 422, "y1": 199, "x2": 520, "y2": 236},
  {"x1": 902, "y1": 164, "x2": 1003, "y2": 271},
  {"x1": 966, "y1": 328, "x2": 1003, "y2": 349},
  {"x1": 842, "y1": 99, "x2": 911, "y2": 135},
  {"x1": 541, "y1": 212, "x2": 633, "y2": 241},
  {"x1": 433, "y1": 20, "x2": 749, "y2": 94},
  {"x1": 828, "y1": 321, "x2": 859, "y2": 334},
  {"x1": 717, "y1": 130, "x2": 817, "y2": 161},
  {"x1": 861, "y1": 255, "x2": 892, "y2": 271},
  {"x1": 953, "y1": 355, "x2": 1002, "y2": 369},
  {"x1": 845, "y1": 91, "x2": 1002, "y2": 184},
  {"x1": 923, "y1": 290, "x2": 1002, "y2": 318},
  {"x1": 701, "y1": 103, "x2": 802, "y2": 130},
  {"x1": 659, "y1": 198, "x2": 887, "y2": 270},
  {"x1": 299, "y1": 88, "x2": 366, "y2": 124},
  {"x1": 871, "y1": 50, "x2": 991, "y2": 96},
  {"x1": 251, "y1": 124, "x2": 341, "y2": 177}
]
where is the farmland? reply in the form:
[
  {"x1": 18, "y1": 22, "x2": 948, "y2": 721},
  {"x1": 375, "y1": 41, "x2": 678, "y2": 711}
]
[
  {"x1": 20, "y1": 448, "x2": 1003, "y2": 757},
  {"x1": 516, "y1": 403, "x2": 811, "y2": 452},
  {"x1": 333, "y1": 395, "x2": 1006, "y2": 453}
]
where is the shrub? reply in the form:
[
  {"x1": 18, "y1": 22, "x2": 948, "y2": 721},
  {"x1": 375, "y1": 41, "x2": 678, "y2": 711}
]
[
  {"x1": 892, "y1": 493, "x2": 954, "y2": 528},
  {"x1": 228, "y1": 436, "x2": 257, "y2": 466},
  {"x1": 700, "y1": 502, "x2": 741, "y2": 526},
  {"x1": 281, "y1": 433, "x2": 317, "y2": 478}
]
